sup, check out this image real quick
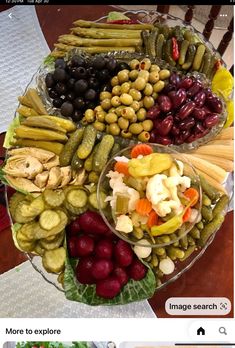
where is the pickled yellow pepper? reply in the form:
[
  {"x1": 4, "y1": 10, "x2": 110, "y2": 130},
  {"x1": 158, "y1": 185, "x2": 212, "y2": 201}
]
[{"x1": 128, "y1": 153, "x2": 172, "y2": 178}]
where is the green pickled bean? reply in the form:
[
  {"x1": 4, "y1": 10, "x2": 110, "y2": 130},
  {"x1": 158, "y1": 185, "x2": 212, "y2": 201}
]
[
  {"x1": 198, "y1": 214, "x2": 225, "y2": 247},
  {"x1": 180, "y1": 245, "x2": 196, "y2": 261},
  {"x1": 212, "y1": 195, "x2": 229, "y2": 218}
]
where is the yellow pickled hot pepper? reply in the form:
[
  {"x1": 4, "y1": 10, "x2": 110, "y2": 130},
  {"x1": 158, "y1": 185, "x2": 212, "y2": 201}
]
[
  {"x1": 128, "y1": 153, "x2": 172, "y2": 178},
  {"x1": 151, "y1": 200, "x2": 193, "y2": 236}
]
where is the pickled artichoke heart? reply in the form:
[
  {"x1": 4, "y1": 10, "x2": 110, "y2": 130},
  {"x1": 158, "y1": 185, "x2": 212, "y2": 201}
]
[
  {"x1": 42, "y1": 247, "x2": 66, "y2": 274},
  {"x1": 8, "y1": 147, "x2": 55, "y2": 164},
  {"x1": 34, "y1": 171, "x2": 49, "y2": 189},
  {"x1": 69, "y1": 168, "x2": 87, "y2": 186},
  {"x1": 59, "y1": 166, "x2": 72, "y2": 188},
  {"x1": 43, "y1": 156, "x2": 60, "y2": 170},
  {"x1": 46, "y1": 167, "x2": 62, "y2": 189},
  {"x1": 4, "y1": 155, "x2": 43, "y2": 179},
  {"x1": 6, "y1": 175, "x2": 41, "y2": 193}
]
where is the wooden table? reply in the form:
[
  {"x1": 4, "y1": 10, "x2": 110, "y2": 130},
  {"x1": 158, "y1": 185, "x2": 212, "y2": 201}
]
[{"x1": 0, "y1": 4, "x2": 233, "y2": 318}]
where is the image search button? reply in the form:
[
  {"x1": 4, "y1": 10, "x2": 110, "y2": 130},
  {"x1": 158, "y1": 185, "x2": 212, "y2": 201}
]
[{"x1": 219, "y1": 327, "x2": 227, "y2": 335}]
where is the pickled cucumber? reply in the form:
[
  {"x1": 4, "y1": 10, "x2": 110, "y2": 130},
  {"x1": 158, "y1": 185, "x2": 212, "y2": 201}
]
[
  {"x1": 59, "y1": 127, "x2": 84, "y2": 166},
  {"x1": 89, "y1": 191, "x2": 107, "y2": 210},
  {"x1": 43, "y1": 188, "x2": 65, "y2": 207},
  {"x1": 66, "y1": 189, "x2": 88, "y2": 208},
  {"x1": 39, "y1": 231, "x2": 65, "y2": 250},
  {"x1": 76, "y1": 125, "x2": 97, "y2": 159},
  {"x1": 39, "y1": 210, "x2": 61, "y2": 230},
  {"x1": 71, "y1": 152, "x2": 84, "y2": 172},
  {"x1": 11, "y1": 201, "x2": 36, "y2": 223},
  {"x1": 92, "y1": 134, "x2": 114, "y2": 173},
  {"x1": 34, "y1": 210, "x2": 68, "y2": 239},
  {"x1": 42, "y1": 247, "x2": 66, "y2": 273},
  {"x1": 20, "y1": 195, "x2": 45, "y2": 218},
  {"x1": 64, "y1": 200, "x2": 88, "y2": 215}
]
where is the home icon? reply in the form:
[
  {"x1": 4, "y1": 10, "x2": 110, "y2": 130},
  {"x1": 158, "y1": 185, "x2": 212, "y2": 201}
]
[{"x1": 197, "y1": 327, "x2": 206, "y2": 335}]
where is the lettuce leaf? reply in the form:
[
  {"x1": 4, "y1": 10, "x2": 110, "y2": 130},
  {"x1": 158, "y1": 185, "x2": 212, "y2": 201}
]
[
  {"x1": 107, "y1": 11, "x2": 130, "y2": 22},
  {"x1": 3, "y1": 114, "x2": 21, "y2": 149},
  {"x1": 64, "y1": 256, "x2": 156, "y2": 306},
  {"x1": 44, "y1": 54, "x2": 55, "y2": 68}
]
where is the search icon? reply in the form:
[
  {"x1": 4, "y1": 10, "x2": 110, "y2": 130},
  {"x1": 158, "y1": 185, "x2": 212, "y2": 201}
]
[{"x1": 219, "y1": 327, "x2": 227, "y2": 335}]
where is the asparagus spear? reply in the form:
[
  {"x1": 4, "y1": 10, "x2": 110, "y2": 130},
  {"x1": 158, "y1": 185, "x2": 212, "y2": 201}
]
[
  {"x1": 73, "y1": 19, "x2": 153, "y2": 30},
  {"x1": 58, "y1": 34, "x2": 142, "y2": 47},
  {"x1": 71, "y1": 27, "x2": 142, "y2": 39},
  {"x1": 54, "y1": 43, "x2": 136, "y2": 54}
]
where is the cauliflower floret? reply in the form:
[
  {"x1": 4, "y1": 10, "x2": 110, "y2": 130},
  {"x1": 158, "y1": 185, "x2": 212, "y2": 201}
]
[
  {"x1": 146, "y1": 174, "x2": 170, "y2": 205},
  {"x1": 178, "y1": 176, "x2": 191, "y2": 192},
  {"x1": 153, "y1": 200, "x2": 183, "y2": 217},
  {"x1": 114, "y1": 156, "x2": 129, "y2": 163},
  {"x1": 116, "y1": 215, "x2": 133, "y2": 233},
  {"x1": 176, "y1": 160, "x2": 184, "y2": 176},
  {"x1": 126, "y1": 187, "x2": 140, "y2": 211}
]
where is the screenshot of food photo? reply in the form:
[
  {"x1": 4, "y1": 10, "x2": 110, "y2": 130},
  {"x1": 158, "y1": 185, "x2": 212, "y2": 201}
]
[{"x1": 0, "y1": 4, "x2": 234, "y2": 320}]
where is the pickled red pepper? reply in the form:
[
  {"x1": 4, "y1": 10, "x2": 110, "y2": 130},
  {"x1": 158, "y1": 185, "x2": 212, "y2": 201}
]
[{"x1": 172, "y1": 37, "x2": 179, "y2": 61}]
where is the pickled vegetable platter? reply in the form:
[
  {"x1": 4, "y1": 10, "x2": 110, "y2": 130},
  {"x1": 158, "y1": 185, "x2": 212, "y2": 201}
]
[{"x1": 1, "y1": 10, "x2": 234, "y2": 306}]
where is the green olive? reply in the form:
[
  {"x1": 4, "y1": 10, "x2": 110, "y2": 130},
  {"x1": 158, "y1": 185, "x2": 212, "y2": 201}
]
[
  {"x1": 140, "y1": 58, "x2": 151, "y2": 70},
  {"x1": 143, "y1": 83, "x2": 153, "y2": 96},
  {"x1": 149, "y1": 71, "x2": 159, "y2": 84},
  {"x1": 120, "y1": 93, "x2": 133, "y2": 106},
  {"x1": 93, "y1": 121, "x2": 105, "y2": 132},
  {"x1": 105, "y1": 112, "x2": 118, "y2": 124},
  {"x1": 100, "y1": 91, "x2": 112, "y2": 100},
  {"x1": 118, "y1": 117, "x2": 129, "y2": 130},
  {"x1": 129, "y1": 69, "x2": 139, "y2": 81},
  {"x1": 129, "y1": 114, "x2": 137, "y2": 123},
  {"x1": 111, "y1": 76, "x2": 119, "y2": 87},
  {"x1": 96, "y1": 110, "x2": 106, "y2": 122},
  {"x1": 121, "y1": 106, "x2": 135, "y2": 120},
  {"x1": 84, "y1": 109, "x2": 95, "y2": 123},
  {"x1": 129, "y1": 59, "x2": 140, "y2": 70},
  {"x1": 150, "y1": 64, "x2": 160, "y2": 72},
  {"x1": 115, "y1": 105, "x2": 126, "y2": 117},
  {"x1": 152, "y1": 92, "x2": 158, "y2": 100},
  {"x1": 138, "y1": 70, "x2": 149, "y2": 82},
  {"x1": 129, "y1": 123, "x2": 144, "y2": 135},
  {"x1": 130, "y1": 100, "x2": 140, "y2": 112},
  {"x1": 143, "y1": 96, "x2": 154, "y2": 109},
  {"x1": 142, "y1": 119, "x2": 153, "y2": 131},
  {"x1": 120, "y1": 82, "x2": 131, "y2": 94},
  {"x1": 117, "y1": 70, "x2": 129, "y2": 83},
  {"x1": 121, "y1": 129, "x2": 132, "y2": 139},
  {"x1": 94, "y1": 105, "x2": 103, "y2": 113},
  {"x1": 133, "y1": 77, "x2": 146, "y2": 91},
  {"x1": 106, "y1": 125, "x2": 110, "y2": 133},
  {"x1": 159, "y1": 69, "x2": 171, "y2": 80},
  {"x1": 109, "y1": 123, "x2": 120, "y2": 136},
  {"x1": 136, "y1": 108, "x2": 147, "y2": 121},
  {"x1": 111, "y1": 96, "x2": 121, "y2": 107},
  {"x1": 138, "y1": 100, "x2": 144, "y2": 108},
  {"x1": 129, "y1": 88, "x2": 142, "y2": 101},
  {"x1": 138, "y1": 131, "x2": 150, "y2": 142},
  {"x1": 153, "y1": 80, "x2": 165, "y2": 93},
  {"x1": 109, "y1": 107, "x2": 116, "y2": 113},
  {"x1": 101, "y1": 98, "x2": 112, "y2": 111},
  {"x1": 112, "y1": 85, "x2": 122, "y2": 96}
]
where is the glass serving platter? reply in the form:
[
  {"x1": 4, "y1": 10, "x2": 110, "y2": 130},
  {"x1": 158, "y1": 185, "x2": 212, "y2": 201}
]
[
  {"x1": 4, "y1": 9, "x2": 233, "y2": 302},
  {"x1": 36, "y1": 9, "x2": 228, "y2": 152}
]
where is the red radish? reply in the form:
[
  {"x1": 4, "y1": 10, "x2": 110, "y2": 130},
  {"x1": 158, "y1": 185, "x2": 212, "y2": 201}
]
[
  {"x1": 91, "y1": 259, "x2": 113, "y2": 280},
  {"x1": 76, "y1": 256, "x2": 95, "y2": 284},
  {"x1": 96, "y1": 276, "x2": 121, "y2": 299},
  {"x1": 114, "y1": 240, "x2": 133, "y2": 267},
  {"x1": 67, "y1": 236, "x2": 79, "y2": 258},
  {"x1": 95, "y1": 239, "x2": 113, "y2": 259},
  {"x1": 76, "y1": 235, "x2": 95, "y2": 257},
  {"x1": 129, "y1": 258, "x2": 147, "y2": 281},
  {"x1": 78, "y1": 211, "x2": 110, "y2": 235},
  {"x1": 112, "y1": 266, "x2": 129, "y2": 287},
  {"x1": 67, "y1": 218, "x2": 81, "y2": 235}
]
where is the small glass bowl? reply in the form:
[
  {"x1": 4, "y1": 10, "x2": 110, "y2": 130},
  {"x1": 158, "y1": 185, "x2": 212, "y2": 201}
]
[{"x1": 97, "y1": 143, "x2": 202, "y2": 248}]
